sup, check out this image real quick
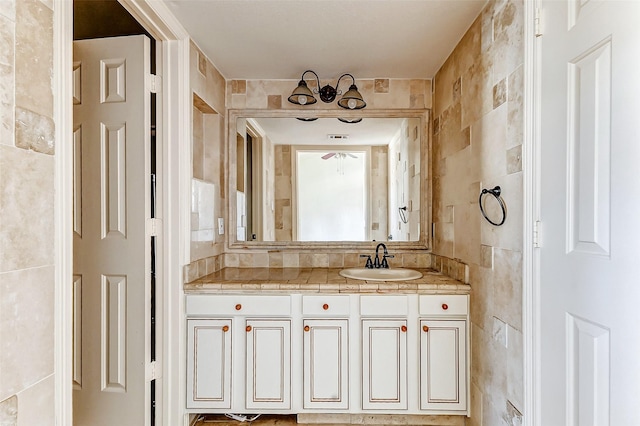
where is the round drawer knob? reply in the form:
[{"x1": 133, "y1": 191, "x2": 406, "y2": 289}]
[
  {"x1": 222, "y1": 325, "x2": 229, "y2": 333},
  {"x1": 442, "y1": 303, "x2": 449, "y2": 310},
  {"x1": 235, "y1": 304, "x2": 242, "y2": 311},
  {"x1": 246, "y1": 325, "x2": 252, "y2": 332},
  {"x1": 304, "y1": 325, "x2": 310, "y2": 332},
  {"x1": 423, "y1": 325, "x2": 429, "y2": 332},
  {"x1": 401, "y1": 325, "x2": 407, "y2": 332},
  {"x1": 322, "y1": 303, "x2": 329, "y2": 310}
]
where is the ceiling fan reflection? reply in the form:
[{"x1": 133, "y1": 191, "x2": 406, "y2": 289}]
[{"x1": 321, "y1": 152, "x2": 358, "y2": 175}]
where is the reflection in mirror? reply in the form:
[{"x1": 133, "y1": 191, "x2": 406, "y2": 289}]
[{"x1": 233, "y1": 114, "x2": 424, "y2": 243}]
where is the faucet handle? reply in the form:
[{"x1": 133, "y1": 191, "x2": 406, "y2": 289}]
[
  {"x1": 359, "y1": 254, "x2": 374, "y2": 269},
  {"x1": 381, "y1": 254, "x2": 394, "y2": 269}
]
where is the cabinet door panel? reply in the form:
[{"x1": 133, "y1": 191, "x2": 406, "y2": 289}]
[
  {"x1": 362, "y1": 319, "x2": 407, "y2": 410},
  {"x1": 186, "y1": 319, "x2": 232, "y2": 409},
  {"x1": 246, "y1": 319, "x2": 291, "y2": 410},
  {"x1": 420, "y1": 320, "x2": 466, "y2": 411},
  {"x1": 303, "y1": 319, "x2": 349, "y2": 409}
]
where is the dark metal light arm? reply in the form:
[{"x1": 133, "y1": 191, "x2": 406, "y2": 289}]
[{"x1": 288, "y1": 70, "x2": 366, "y2": 109}]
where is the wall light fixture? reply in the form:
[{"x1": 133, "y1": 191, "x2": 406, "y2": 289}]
[{"x1": 288, "y1": 70, "x2": 366, "y2": 110}]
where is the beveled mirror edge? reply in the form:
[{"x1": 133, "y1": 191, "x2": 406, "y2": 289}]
[{"x1": 226, "y1": 108, "x2": 432, "y2": 252}]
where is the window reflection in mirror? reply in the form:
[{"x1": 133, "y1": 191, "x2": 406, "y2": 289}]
[{"x1": 232, "y1": 113, "x2": 424, "y2": 244}]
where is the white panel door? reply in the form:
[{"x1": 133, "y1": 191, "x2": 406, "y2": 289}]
[
  {"x1": 362, "y1": 319, "x2": 407, "y2": 410},
  {"x1": 186, "y1": 319, "x2": 232, "y2": 409},
  {"x1": 419, "y1": 320, "x2": 466, "y2": 411},
  {"x1": 303, "y1": 319, "x2": 349, "y2": 410},
  {"x1": 73, "y1": 35, "x2": 151, "y2": 425},
  {"x1": 538, "y1": 1, "x2": 640, "y2": 425},
  {"x1": 245, "y1": 319, "x2": 291, "y2": 410}
]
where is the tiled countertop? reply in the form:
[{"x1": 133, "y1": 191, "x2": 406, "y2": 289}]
[{"x1": 184, "y1": 267, "x2": 470, "y2": 294}]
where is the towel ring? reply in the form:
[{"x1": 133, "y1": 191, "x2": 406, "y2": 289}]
[{"x1": 478, "y1": 186, "x2": 506, "y2": 226}]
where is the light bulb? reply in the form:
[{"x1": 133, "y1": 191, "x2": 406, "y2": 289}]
[
  {"x1": 298, "y1": 95, "x2": 307, "y2": 105},
  {"x1": 347, "y1": 98, "x2": 358, "y2": 109}
]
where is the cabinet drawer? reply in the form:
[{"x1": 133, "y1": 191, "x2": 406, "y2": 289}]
[
  {"x1": 302, "y1": 295, "x2": 350, "y2": 316},
  {"x1": 360, "y1": 295, "x2": 408, "y2": 316},
  {"x1": 186, "y1": 295, "x2": 291, "y2": 316},
  {"x1": 419, "y1": 295, "x2": 467, "y2": 316}
]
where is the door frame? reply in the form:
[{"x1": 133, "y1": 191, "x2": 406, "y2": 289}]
[
  {"x1": 522, "y1": 1, "x2": 540, "y2": 425},
  {"x1": 53, "y1": 1, "x2": 192, "y2": 425}
]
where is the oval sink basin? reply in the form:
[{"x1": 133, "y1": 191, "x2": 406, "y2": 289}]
[{"x1": 339, "y1": 267, "x2": 423, "y2": 282}]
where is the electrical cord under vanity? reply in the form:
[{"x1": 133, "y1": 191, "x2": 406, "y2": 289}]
[{"x1": 192, "y1": 414, "x2": 302, "y2": 425}]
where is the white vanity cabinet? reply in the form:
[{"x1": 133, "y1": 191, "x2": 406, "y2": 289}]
[
  {"x1": 303, "y1": 319, "x2": 349, "y2": 409},
  {"x1": 185, "y1": 295, "x2": 292, "y2": 412},
  {"x1": 185, "y1": 293, "x2": 469, "y2": 416},
  {"x1": 360, "y1": 295, "x2": 409, "y2": 410},
  {"x1": 245, "y1": 319, "x2": 292, "y2": 410},
  {"x1": 418, "y1": 295, "x2": 468, "y2": 412},
  {"x1": 186, "y1": 318, "x2": 232, "y2": 409},
  {"x1": 362, "y1": 319, "x2": 408, "y2": 410},
  {"x1": 301, "y1": 295, "x2": 351, "y2": 410}
]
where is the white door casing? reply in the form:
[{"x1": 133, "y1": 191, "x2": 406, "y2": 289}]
[
  {"x1": 537, "y1": 1, "x2": 640, "y2": 425},
  {"x1": 73, "y1": 35, "x2": 152, "y2": 425}
]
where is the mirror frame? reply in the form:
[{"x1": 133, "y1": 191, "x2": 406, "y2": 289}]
[{"x1": 227, "y1": 108, "x2": 432, "y2": 251}]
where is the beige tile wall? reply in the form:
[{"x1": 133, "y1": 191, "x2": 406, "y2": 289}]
[
  {"x1": 274, "y1": 144, "x2": 293, "y2": 241},
  {"x1": 188, "y1": 43, "x2": 227, "y2": 264},
  {"x1": 0, "y1": 0, "x2": 55, "y2": 424},
  {"x1": 228, "y1": 78, "x2": 432, "y2": 111},
  {"x1": 432, "y1": 0, "x2": 524, "y2": 424},
  {"x1": 369, "y1": 145, "x2": 388, "y2": 241}
]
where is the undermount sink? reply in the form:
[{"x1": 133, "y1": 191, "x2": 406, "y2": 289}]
[{"x1": 339, "y1": 267, "x2": 423, "y2": 282}]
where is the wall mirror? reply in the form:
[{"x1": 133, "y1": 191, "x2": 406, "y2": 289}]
[{"x1": 228, "y1": 109, "x2": 431, "y2": 249}]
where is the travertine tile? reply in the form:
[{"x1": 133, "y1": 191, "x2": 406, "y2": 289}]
[
  {"x1": 506, "y1": 325, "x2": 524, "y2": 412},
  {"x1": 503, "y1": 399, "x2": 523, "y2": 426},
  {"x1": 267, "y1": 94, "x2": 282, "y2": 109},
  {"x1": 506, "y1": 144, "x2": 522, "y2": 174},
  {"x1": 14, "y1": 106, "x2": 54, "y2": 154},
  {"x1": 469, "y1": 380, "x2": 483, "y2": 426},
  {"x1": 493, "y1": 78, "x2": 507, "y2": 108},
  {"x1": 480, "y1": 244, "x2": 494, "y2": 269},
  {"x1": 0, "y1": 395, "x2": 17, "y2": 426},
  {"x1": 0, "y1": 0, "x2": 15, "y2": 20},
  {"x1": 0, "y1": 62, "x2": 13, "y2": 147},
  {"x1": 15, "y1": 374, "x2": 53, "y2": 426},
  {"x1": 269, "y1": 252, "x2": 284, "y2": 267},
  {"x1": 0, "y1": 266, "x2": 54, "y2": 400},
  {"x1": 374, "y1": 79, "x2": 389, "y2": 93},
  {"x1": 492, "y1": 248, "x2": 522, "y2": 330},
  {"x1": 192, "y1": 107, "x2": 204, "y2": 179},
  {"x1": 231, "y1": 79, "x2": 246, "y2": 94},
  {"x1": 0, "y1": 145, "x2": 54, "y2": 272},
  {"x1": 224, "y1": 253, "x2": 239, "y2": 268},
  {"x1": 15, "y1": 0, "x2": 52, "y2": 119}
]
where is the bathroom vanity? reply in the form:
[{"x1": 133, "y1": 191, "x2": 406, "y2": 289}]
[{"x1": 184, "y1": 268, "x2": 470, "y2": 419}]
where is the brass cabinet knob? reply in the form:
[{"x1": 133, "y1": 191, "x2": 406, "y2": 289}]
[
  {"x1": 246, "y1": 325, "x2": 252, "y2": 332},
  {"x1": 235, "y1": 304, "x2": 242, "y2": 311},
  {"x1": 442, "y1": 303, "x2": 448, "y2": 310},
  {"x1": 322, "y1": 303, "x2": 329, "y2": 310},
  {"x1": 401, "y1": 325, "x2": 407, "y2": 332},
  {"x1": 423, "y1": 325, "x2": 429, "y2": 332},
  {"x1": 304, "y1": 325, "x2": 310, "y2": 332},
  {"x1": 222, "y1": 325, "x2": 229, "y2": 332}
]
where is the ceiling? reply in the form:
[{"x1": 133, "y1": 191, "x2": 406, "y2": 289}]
[{"x1": 164, "y1": 0, "x2": 488, "y2": 80}]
